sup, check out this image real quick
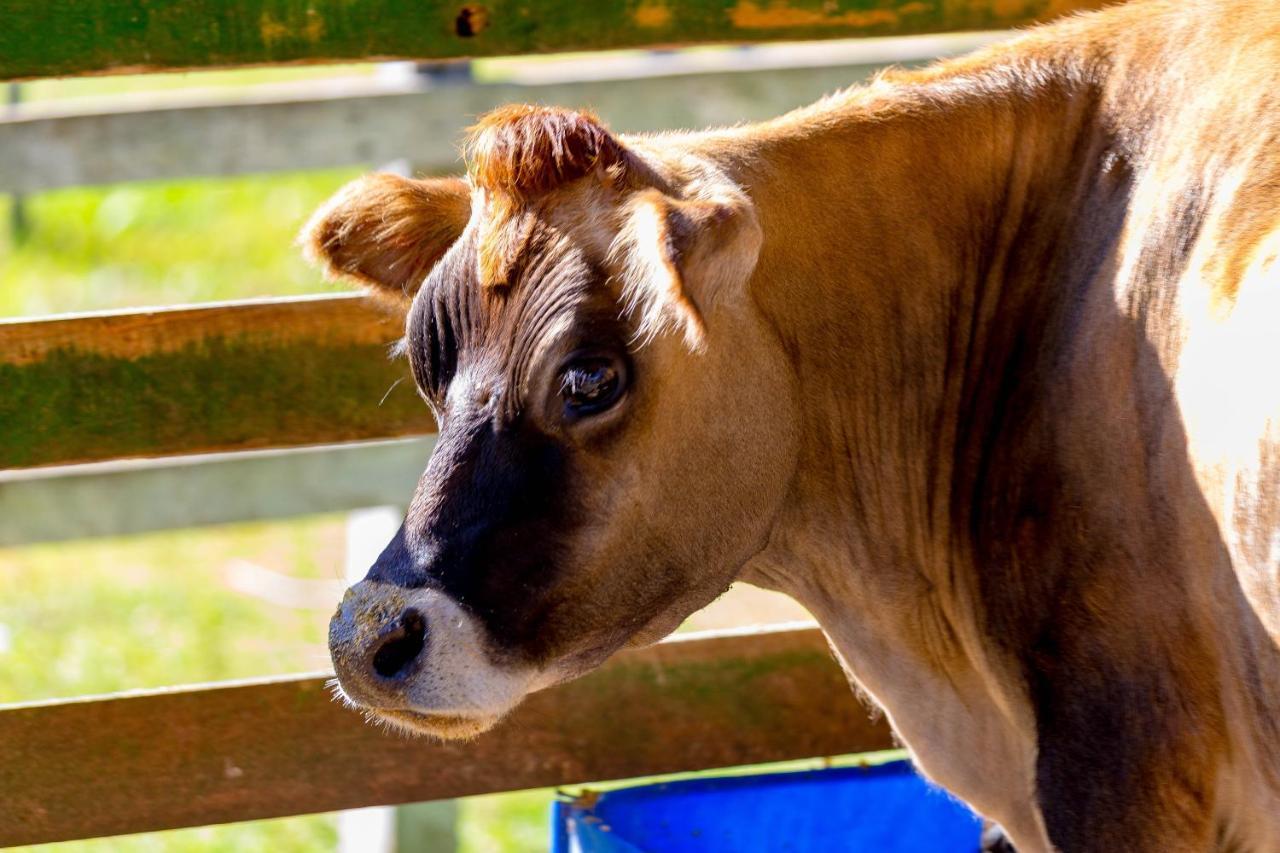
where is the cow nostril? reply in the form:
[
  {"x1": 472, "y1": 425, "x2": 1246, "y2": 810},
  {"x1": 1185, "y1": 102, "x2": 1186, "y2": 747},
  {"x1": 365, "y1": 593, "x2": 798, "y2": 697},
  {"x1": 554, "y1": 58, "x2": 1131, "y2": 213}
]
[{"x1": 371, "y1": 608, "x2": 427, "y2": 679}]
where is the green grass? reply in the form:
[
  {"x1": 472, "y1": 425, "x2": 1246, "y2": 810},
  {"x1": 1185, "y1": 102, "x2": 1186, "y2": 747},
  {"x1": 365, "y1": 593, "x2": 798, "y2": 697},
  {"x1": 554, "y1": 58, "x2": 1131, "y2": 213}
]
[
  {"x1": 0, "y1": 170, "x2": 359, "y2": 317},
  {"x1": 0, "y1": 518, "x2": 343, "y2": 703},
  {"x1": 16, "y1": 817, "x2": 339, "y2": 853},
  {"x1": 460, "y1": 791, "x2": 556, "y2": 853}
]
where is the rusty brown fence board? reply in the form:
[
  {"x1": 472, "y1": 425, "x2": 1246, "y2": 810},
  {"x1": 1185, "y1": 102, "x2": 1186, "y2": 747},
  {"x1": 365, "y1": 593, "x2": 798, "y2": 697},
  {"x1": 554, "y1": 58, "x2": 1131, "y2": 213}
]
[
  {"x1": 0, "y1": 626, "x2": 890, "y2": 846},
  {"x1": 1, "y1": 0, "x2": 1110, "y2": 82},
  {"x1": 0, "y1": 295, "x2": 436, "y2": 469}
]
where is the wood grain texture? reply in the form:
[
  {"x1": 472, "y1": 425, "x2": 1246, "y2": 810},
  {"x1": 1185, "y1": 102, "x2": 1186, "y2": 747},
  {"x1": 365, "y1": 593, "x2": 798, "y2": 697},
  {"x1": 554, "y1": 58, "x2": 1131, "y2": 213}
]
[
  {"x1": 0, "y1": 296, "x2": 435, "y2": 469},
  {"x1": 0, "y1": 0, "x2": 1110, "y2": 81},
  {"x1": 0, "y1": 625, "x2": 891, "y2": 846}
]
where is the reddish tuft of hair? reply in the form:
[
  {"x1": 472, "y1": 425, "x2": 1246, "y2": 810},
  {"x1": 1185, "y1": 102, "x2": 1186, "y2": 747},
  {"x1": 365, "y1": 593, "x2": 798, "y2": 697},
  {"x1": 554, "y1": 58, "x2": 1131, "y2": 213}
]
[{"x1": 465, "y1": 105, "x2": 629, "y2": 200}]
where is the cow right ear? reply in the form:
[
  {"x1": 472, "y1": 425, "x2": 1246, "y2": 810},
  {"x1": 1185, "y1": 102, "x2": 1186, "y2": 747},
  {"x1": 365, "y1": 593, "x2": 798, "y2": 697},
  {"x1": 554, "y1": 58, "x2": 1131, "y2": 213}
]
[
  {"x1": 299, "y1": 173, "x2": 472, "y2": 307},
  {"x1": 613, "y1": 187, "x2": 762, "y2": 352}
]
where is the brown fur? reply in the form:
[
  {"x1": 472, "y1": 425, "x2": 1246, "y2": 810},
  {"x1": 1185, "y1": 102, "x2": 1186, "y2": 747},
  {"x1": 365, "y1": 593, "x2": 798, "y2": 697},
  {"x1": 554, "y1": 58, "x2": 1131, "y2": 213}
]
[
  {"x1": 299, "y1": 173, "x2": 470, "y2": 306},
  {"x1": 464, "y1": 104, "x2": 631, "y2": 201},
  {"x1": 466, "y1": 107, "x2": 635, "y2": 291},
  {"x1": 307, "y1": 2, "x2": 1280, "y2": 850}
]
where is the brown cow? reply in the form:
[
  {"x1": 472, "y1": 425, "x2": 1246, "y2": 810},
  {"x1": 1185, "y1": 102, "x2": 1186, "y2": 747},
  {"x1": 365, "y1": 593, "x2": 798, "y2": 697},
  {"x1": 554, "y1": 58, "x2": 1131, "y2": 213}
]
[{"x1": 303, "y1": 0, "x2": 1280, "y2": 849}]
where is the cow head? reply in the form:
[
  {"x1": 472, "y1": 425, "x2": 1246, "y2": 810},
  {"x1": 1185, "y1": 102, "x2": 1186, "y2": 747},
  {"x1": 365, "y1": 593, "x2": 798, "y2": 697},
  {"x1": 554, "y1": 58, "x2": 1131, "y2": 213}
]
[{"x1": 303, "y1": 106, "x2": 798, "y2": 738}]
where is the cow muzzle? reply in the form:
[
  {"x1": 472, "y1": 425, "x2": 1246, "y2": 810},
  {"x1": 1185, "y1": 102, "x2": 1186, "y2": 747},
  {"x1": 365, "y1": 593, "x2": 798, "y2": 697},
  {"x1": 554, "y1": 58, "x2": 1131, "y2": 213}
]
[{"x1": 327, "y1": 580, "x2": 537, "y2": 739}]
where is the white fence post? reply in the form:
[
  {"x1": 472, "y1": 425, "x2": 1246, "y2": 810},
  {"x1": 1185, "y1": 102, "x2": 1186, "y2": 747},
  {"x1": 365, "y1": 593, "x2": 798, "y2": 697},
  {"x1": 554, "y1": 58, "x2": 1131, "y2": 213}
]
[
  {"x1": 338, "y1": 507, "x2": 458, "y2": 853},
  {"x1": 338, "y1": 507, "x2": 403, "y2": 853}
]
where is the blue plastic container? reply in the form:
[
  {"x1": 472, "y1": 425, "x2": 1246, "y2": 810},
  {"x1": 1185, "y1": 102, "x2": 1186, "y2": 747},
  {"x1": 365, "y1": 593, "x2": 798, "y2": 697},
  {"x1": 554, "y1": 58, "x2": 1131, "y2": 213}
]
[{"x1": 551, "y1": 761, "x2": 982, "y2": 852}]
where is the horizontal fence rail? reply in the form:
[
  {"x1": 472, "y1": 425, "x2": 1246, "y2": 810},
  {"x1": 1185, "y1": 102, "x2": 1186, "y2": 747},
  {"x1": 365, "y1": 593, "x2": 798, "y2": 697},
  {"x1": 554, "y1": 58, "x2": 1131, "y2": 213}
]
[
  {"x1": 0, "y1": 34, "x2": 999, "y2": 193},
  {"x1": 0, "y1": 0, "x2": 1107, "y2": 81},
  {"x1": 0, "y1": 295, "x2": 434, "y2": 469},
  {"x1": 0, "y1": 625, "x2": 893, "y2": 846},
  {"x1": 0, "y1": 438, "x2": 434, "y2": 547}
]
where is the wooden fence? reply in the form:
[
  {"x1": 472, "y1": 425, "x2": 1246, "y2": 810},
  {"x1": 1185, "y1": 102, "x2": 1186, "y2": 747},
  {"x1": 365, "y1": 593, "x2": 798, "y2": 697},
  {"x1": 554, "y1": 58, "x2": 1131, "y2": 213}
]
[
  {"x1": 1, "y1": 0, "x2": 1105, "y2": 80},
  {"x1": 0, "y1": 438, "x2": 435, "y2": 546},
  {"x1": 1, "y1": 625, "x2": 895, "y2": 846},
  {"x1": 1, "y1": 0, "x2": 1103, "y2": 845},
  {"x1": 0, "y1": 35, "x2": 991, "y2": 193}
]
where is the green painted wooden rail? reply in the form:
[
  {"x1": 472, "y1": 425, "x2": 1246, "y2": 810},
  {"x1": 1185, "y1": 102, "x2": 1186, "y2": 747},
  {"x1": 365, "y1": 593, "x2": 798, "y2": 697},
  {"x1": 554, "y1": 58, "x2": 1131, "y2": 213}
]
[
  {"x1": 1, "y1": 0, "x2": 1109, "y2": 81},
  {"x1": 0, "y1": 295, "x2": 434, "y2": 469}
]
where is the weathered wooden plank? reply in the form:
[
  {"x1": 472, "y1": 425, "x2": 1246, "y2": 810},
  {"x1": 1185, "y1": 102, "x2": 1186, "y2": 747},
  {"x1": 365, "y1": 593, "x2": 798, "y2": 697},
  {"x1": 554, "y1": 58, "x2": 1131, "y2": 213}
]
[
  {"x1": 0, "y1": 296, "x2": 434, "y2": 469},
  {"x1": 0, "y1": 625, "x2": 890, "y2": 846},
  {"x1": 0, "y1": 0, "x2": 1110, "y2": 81},
  {"x1": 0, "y1": 35, "x2": 997, "y2": 192},
  {"x1": 0, "y1": 438, "x2": 434, "y2": 547}
]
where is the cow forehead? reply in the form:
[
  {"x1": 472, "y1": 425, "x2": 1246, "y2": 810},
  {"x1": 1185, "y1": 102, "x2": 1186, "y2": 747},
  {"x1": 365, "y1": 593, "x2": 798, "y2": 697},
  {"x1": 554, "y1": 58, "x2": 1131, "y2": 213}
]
[{"x1": 405, "y1": 220, "x2": 601, "y2": 401}]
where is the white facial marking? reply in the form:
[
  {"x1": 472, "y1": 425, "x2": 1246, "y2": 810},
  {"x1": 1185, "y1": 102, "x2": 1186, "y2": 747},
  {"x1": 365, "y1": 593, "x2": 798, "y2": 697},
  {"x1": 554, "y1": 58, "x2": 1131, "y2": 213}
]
[{"x1": 400, "y1": 588, "x2": 536, "y2": 718}]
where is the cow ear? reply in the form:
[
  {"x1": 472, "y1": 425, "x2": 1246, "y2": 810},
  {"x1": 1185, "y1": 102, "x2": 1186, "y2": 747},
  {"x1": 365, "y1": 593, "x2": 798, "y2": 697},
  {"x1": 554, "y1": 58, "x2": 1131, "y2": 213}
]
[
  {"x1": 614, "y1": 188, "x2": 762, "y2": 352},
  {"x1": 300, "y1": 173, "x2": 472, "y2": 306}
]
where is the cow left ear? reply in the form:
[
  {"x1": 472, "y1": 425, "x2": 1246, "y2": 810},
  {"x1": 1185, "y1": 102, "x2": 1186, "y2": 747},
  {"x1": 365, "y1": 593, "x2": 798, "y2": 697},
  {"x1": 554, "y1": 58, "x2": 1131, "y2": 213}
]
[
  {"x1": 300, "y1": 173, "x2": 472, "y2": 307},
  {"x1": 614, "y1": 188, "x2": 762, "y2": 352}
]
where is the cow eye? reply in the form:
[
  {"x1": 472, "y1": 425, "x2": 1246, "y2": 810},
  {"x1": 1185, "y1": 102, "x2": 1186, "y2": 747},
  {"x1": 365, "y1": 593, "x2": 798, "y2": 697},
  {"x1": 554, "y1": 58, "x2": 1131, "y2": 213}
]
[{"x1": 558, "y1": 355, "x2": 626, "y2": 417}]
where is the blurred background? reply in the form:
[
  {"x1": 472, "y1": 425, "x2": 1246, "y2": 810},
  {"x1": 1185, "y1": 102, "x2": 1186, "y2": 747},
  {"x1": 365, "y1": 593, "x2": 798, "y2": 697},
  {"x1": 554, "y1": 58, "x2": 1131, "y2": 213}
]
[{"x1": 1, "y1": 34, "x2": 993, "y2": 852}]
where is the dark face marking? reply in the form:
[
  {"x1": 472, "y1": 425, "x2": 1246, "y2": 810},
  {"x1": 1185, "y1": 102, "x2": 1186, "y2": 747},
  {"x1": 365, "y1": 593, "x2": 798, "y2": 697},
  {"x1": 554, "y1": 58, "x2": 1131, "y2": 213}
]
[
  {"x1": 367, "y1": 409, "x2": 574, "y2": 663},
  {"x1": 367, "y1": 220, "x2": 639, "y2": 665}
]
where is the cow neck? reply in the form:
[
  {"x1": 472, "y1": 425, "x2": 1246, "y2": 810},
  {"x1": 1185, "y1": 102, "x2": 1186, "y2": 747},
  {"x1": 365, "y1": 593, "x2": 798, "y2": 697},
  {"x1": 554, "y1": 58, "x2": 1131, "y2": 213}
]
[{"x1": 714, "y1": 49, "x2": 1117, "y2": 662}]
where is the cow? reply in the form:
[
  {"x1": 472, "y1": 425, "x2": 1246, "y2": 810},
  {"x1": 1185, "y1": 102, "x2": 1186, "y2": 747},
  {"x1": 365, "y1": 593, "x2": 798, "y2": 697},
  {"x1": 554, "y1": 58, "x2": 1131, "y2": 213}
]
[{"x1": 302, "y1": 0, "x2": 1280, "y2": 849}]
